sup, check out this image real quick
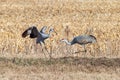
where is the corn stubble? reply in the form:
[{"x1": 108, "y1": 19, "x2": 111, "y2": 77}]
[{"x1": 0, "y1": 0, "x2": 120, "y2": 80}]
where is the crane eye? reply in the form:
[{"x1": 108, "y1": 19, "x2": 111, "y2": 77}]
[{"x1": 50, "y1": 28, "x2": 54, "y2": 31}]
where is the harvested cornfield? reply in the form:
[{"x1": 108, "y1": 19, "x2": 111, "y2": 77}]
[{"x1": 0, "y1": 0, "x2": 120, "y2": 80}]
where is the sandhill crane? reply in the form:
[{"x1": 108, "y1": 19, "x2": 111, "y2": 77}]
[
  {"x1": 22, "y1": 26, "x2": 56, "y2": 57},
  {"x1": 61, "y1": 35, "x2": 97, "y2": 53}
]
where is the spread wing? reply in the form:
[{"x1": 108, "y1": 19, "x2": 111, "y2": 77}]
[
  {"x1": 40, "y1": 26, "x2": 47, "y2": 33},
  {"x1": 22, "y1": 26, "x2": 38, "y2": 38}
]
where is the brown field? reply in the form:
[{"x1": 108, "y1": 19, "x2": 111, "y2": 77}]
[{"x1": 0, "y1": 0, "x2": 120, "y2": 80}]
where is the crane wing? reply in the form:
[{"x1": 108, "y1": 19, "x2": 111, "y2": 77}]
[
  {"x1": 40, "y1": 26, "x2": 47, "y2": 33},
  {"x1": 22, "y1": 26, "x2": 38, "y2": 38},
  {"x1": 22, "y1": 27, "x2": 33, "y2": 38},
  {"x1": 30, "y1": 27, "x2": 38, "y2": 38},
  {"x1": 76, "y1": 35, "x2": 92, "y2": 44}
]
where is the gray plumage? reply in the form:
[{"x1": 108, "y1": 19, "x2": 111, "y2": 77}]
[
  {"x1": 36, "y1": 27, "x2": 54, "y2": 45},
  {"x1": 22, "y1": 26, "x2": 55, "y2": 45},
  {"x1": 61, "y1": 35, "x2": 97, "y2": 52},
  {"x1": 22, "y1": 26, "x2": 56, "y2": 58},
  {"x1": 40, "y1": 26, "x2": 47, "y2": 33}
]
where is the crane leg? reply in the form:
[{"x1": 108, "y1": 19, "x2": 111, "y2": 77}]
[
  {"x1": 39, "y1": 43, "x2": 47, "y2": 58},
  {"x1": 35, "y1": 43, "x2": 42, "y2": 54},
  {"x1": 35, "y1": 42, "x2": 39, "y2": 53},
  {"x1": 43, "y1": 42, "x2": 52, "y2": 59},
  {"x1": 83, "y1": 45, "x2": 87, "y2": 57},
  {"x1": 44, "y1": 45, "x2": 52, "y2": 59},
  {"x1": 83, "y1": 45, "x2": 87, "y2": 52},
  {"x1": 43, "y1": 42, "x2": 49, "y2": 55},
  {"x1": 44, "y1": 46, "x2": 49, "y2": 53},
  {"x1": 74, "y1": 45, "x2": 87, "y2": 53}
]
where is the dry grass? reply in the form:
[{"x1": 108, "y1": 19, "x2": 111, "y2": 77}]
[
  {"x1": 0, "y1": 0, "x2": 120, "y2": 58},
  {"x1": 0, "y1": 57, "x2": 120, "y2": 80},
  {"x1": 0, "y1": 0, "x2": 120, "y2": 80}
]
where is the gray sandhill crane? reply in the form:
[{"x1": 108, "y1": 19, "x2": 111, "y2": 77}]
[
  {"x1": 61, "y1": 35, "x2": 97, "y2": 53},
  {"x1": 22, "y1": 26, "x2": 56, "y2": 56}
]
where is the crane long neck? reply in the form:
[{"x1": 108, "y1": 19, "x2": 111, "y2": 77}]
[
  {"x1": 64, "y1": 39, "x2": 72, "y2": 45},
  {"x1": 48, "y1": 30, "x2": 52, "y2": 37}
]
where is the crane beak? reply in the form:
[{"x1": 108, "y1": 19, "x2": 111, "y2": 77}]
[
  {"x1": 59, "y1": 39, "x2": 64, "y2": 42},
  {"x1": 59, "y1": 40, "x2": 62, "y2": 43},
  {"x1": 54, "y1": 30, "x2": 57, "y2": 35}
]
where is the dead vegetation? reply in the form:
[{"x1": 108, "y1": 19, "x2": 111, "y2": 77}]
[
  {"x1": 0, "y1": 56, "x2": 120, "y2": 75},
  {"x1": 0, "y1": 0, "x2": 120, "y2": 80},
  {"x1": 0, "y1": 56, "x2": 120, "y2": 80},
  {"x1": 0, "y1": 0, "x2": 120, "y2": 58}
]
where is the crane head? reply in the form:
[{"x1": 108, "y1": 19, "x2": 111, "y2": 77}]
[
  {"x1": 89, "y1": 35, "x2": 97, "y2": 43},
  {"x1": 60, "y1": 39, "x2": 67, "y2": 42},
  {"x1": 49, "y1": 28, "x2": 57, "y2": 35}
]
